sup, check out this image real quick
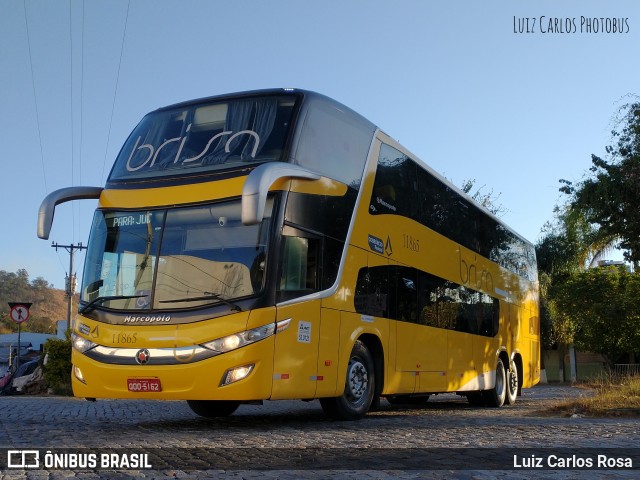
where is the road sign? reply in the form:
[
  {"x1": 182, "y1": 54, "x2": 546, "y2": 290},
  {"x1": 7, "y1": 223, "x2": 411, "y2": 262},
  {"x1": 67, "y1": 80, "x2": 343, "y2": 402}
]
[{"x1": 8, "y1": 303, "x2": 32, "y2": 324}]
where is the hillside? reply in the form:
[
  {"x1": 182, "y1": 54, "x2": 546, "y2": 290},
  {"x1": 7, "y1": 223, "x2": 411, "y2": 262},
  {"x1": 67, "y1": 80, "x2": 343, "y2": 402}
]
[{"x1": 0, "y1": 269, "x2": 77, "y2": 334}]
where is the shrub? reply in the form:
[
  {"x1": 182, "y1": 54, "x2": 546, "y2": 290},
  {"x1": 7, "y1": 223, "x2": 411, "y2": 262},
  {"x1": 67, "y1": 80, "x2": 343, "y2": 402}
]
[{"x1": 43, "y1": 337, "x2": 72, "y2": 395}]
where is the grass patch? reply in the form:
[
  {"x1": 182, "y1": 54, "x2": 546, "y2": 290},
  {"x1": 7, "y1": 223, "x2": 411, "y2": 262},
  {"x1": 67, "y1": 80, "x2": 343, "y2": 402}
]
[{"x1": 549, "y1": 374, "x2": 640, "y2": 418}]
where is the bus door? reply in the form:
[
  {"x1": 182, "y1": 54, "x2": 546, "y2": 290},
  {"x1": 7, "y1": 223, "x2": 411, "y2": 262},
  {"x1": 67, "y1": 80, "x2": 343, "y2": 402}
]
[{"x1": 271, "y1": 232, "x2": 322, "y2": 400}]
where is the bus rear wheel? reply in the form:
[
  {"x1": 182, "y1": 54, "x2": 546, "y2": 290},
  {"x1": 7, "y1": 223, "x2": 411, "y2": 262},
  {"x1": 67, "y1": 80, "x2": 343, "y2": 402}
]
[
  {"x1": 320, "y1": 340, "x2": 375, "y2": 420},
  {"x1": 505, "y1": 360, "x2": 518, "y2": 405},
  {"x1": 484, "y1": 358, "x2": 507, "y2": 408},
  {"x1": 187, "y1": 400, "x2": 240, "y2": 418}
]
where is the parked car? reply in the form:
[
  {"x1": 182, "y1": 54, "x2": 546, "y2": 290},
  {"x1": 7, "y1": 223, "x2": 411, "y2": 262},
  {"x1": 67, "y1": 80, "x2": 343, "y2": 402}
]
[{"x1": 0, "y1": 358, "x2": 40, "y2": 394}]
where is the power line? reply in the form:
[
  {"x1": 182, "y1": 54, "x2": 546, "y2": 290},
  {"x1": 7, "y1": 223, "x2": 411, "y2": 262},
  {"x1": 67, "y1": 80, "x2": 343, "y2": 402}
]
[
  {"x1": 69, "y1": 0, "x2": 76, "y2": 241},
  {"x1": 23, "y1": 0, "x2": 47, "y2": 194},
  {"x1": 79, "y1": 0, "x2": 85, "y2": 237},
  {"x1": 101, "y1": 0, "x2": 131, "y2": 184}
]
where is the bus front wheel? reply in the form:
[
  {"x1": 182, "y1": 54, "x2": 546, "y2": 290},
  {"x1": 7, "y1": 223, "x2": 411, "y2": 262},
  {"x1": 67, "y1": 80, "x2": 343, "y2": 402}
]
[
  {"x1": 320, "y1": 340, "x2": 375, "y2": 420},
  {"x1": 187, "y1": 400, "x2": 240, "y2": 418}
]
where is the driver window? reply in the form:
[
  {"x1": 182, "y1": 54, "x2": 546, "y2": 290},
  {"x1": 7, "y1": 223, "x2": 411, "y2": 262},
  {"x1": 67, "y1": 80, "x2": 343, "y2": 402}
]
[{"x1": 278, "y1": 232, "x2": 319, "y2": 300}]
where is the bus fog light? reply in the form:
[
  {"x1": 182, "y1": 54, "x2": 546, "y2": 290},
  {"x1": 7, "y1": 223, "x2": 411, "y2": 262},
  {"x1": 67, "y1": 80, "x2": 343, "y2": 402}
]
[
  {"x1": 73, "y1": 365, "x2": 86, "y2": 384},
  {"x1": 220, "y1": 364, "x2": 254, "y2": 386}
]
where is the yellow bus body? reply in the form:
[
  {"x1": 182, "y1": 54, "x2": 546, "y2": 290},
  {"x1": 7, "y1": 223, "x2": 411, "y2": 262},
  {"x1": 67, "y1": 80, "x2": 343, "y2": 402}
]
[
  {"x1": 72, "y1": 134, "x2": 539, "y2": 401},
  {"x1": 39, "y1": 89, "x2": 538, "y2": 418}
]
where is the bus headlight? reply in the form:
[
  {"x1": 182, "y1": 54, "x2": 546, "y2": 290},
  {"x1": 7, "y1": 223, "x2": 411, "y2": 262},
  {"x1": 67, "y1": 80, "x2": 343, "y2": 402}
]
[
  {"x1": 71, "y1": 333, "x2": 97, "y2": 353},
  {"x1": 202, "y1": 323, "x2": 276, "y2": 354}
]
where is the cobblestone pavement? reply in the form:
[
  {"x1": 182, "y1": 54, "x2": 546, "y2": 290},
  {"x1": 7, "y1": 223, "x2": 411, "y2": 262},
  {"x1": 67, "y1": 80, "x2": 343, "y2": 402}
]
[{"x1": 0, "y1": 385, "x2": 638, "y2": 479}]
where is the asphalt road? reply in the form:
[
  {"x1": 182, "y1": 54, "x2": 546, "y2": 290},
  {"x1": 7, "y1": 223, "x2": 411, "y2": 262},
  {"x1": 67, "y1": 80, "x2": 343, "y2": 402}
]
[{"x1": 0, "y1": 384, "x2": 638, "y2": 479}]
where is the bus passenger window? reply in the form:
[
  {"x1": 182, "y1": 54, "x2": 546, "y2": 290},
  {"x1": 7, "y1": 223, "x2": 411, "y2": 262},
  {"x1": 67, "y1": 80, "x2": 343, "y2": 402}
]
[
  {"x1": 354, "y1": 266, "x2": 389, "y2": 318},
  {"x1": 369, "y1": 144, "x2": 418, "y2": 221},
  {"x1": 392, "y1": 267, "x2": 418, "y2": 323}
]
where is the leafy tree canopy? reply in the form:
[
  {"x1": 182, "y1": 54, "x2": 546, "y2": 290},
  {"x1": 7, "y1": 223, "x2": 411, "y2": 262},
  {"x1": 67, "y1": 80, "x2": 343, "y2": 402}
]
[
  {"x1": 551, "y1": 266, "x2": 640, "y2": 363},
  {"x1": 536, "y1": 98, "x2": 640, "y2": 362},
  {"x1": 560, "y1": 100, "x2": 640, "y2": 266}
]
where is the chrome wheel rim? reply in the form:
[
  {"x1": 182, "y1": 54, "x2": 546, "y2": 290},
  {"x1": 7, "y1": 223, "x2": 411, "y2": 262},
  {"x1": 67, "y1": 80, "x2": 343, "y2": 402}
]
[
  {"x1": 509, "y1": 368, "x2": 518, "y2": 394},
  {"x1": 346, "y1": 358, "x2": 368, "y2": 404},
  {"x1": 496, "y1": 365, "x2": 505, "y2": 396}
]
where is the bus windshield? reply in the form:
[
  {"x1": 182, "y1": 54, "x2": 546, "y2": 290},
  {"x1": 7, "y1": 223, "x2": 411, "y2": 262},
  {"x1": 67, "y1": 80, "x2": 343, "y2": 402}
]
[
  {"x1": 108, "y1": 95, "x2": 297, "y2": 182},
  {"x1": 81, "y1": 198, "x2": 273, "y2": 311}
]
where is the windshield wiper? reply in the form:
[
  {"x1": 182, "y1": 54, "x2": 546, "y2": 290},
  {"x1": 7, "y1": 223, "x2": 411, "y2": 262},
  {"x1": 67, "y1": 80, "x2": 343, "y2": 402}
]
[
  {"x1": 79, "y1": 295, "x2": 147, "y2": 314},
  {"x1": 159, "y1": 293, "x2": 242, "y2": 312}
]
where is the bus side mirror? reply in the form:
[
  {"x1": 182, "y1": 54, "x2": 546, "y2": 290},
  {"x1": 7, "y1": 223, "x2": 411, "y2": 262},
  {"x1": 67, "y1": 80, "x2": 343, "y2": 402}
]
[
  {"x1": 37, "y1": 186, "x2": 104, "y2": 240},
  {"x1": 241, "y1": 163, "x2": 320, "y2": 225}
]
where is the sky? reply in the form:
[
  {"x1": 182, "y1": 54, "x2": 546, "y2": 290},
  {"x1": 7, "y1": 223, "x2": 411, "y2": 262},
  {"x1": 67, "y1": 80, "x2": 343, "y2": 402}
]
[{"x1": 0, "y1": 0, "x2": 639, "y2": 290}]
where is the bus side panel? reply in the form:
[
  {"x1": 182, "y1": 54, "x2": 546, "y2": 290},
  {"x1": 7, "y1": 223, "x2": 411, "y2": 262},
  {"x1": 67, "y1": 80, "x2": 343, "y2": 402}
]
[
  {"x1": 316, "y1": 307, "x2": 340, "y2": 397},
  {"x1": 506, "y1": 301, "x2": 520, "y2": 360},
  {"x1": 395, "y1": 322, "x2": 448, "y2": 393},
  {"x1": 271, "y1": 300, "x2": 321, "y2": 400},
  {"x1": 527, "y1": 338, "x2": 541, "y2": 387},
  {"x1": 530, "y1": 284, "x2": 541, "y2": 387},
  {"x1": 472, "y1": 304, "x2": 505, "y2": 385},
  {"x1": 523, "y1": 301, "x2": 541, "y2": 388},
  {"x1": 445, "y1": 330, "x2": 474, "y2": 391}
]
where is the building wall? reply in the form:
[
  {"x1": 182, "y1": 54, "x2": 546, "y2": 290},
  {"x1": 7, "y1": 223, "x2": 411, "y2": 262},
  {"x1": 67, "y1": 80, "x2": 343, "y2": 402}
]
[{"x1": 543, "y1": 350, "x2": 607, "y2": 382}]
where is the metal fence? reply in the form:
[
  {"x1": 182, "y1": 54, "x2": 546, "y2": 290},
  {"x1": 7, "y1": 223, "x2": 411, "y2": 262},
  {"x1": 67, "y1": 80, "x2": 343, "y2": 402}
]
[{"x1": 614, "y1": 364, "x2": 640, "y2": 376}]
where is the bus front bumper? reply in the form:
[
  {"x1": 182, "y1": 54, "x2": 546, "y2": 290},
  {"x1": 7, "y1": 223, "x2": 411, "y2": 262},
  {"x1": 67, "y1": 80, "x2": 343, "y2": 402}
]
[{"x1": 71, "y1": 337, "x2": 275, "y2": 401}]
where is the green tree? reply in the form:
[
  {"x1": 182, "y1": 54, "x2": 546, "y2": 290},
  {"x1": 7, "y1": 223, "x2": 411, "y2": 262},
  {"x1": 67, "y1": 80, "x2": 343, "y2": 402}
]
[
  {"x1": 537, "y1": 99, "x2": 640, "y2": 374},
  {"x1": 552, "y1": 267, "x2": 640, "y2": 363},
  {"x1": 535, "y1": 206, "x2": 614, "y2": 350},
  {"x1": 560, "y1": 100, "x2": 640, "y2": 268}
]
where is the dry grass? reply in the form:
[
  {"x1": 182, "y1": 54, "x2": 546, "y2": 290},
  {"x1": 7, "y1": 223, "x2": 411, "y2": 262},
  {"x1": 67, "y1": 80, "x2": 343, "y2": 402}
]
[{"x1": 549, "y1": 374, "x2": 640, "y2": 418}]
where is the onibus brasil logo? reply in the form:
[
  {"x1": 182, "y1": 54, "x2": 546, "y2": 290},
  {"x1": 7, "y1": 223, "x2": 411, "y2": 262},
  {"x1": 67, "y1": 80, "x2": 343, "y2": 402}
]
[{"x1": 6, "y1": 449, "x2": 152, "y2": 469}]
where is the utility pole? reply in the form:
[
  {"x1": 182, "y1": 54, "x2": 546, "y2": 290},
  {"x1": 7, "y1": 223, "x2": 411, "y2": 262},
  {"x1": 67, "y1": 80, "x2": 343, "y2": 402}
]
[{"x1": 52, "y1": 242, "x2": 87, "y2": 332}]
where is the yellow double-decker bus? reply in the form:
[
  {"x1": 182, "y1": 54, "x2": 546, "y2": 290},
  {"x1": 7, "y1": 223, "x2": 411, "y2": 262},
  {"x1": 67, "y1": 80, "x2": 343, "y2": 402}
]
[{"x1": 38, "y1": 89, "x2": 539, "y2": 420}]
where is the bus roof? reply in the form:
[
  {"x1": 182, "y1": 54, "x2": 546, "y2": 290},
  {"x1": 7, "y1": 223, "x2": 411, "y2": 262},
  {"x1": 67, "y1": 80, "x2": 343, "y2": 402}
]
[
  {"x1": 150, "y1": 88, "x2": 531, "y2": 247},
  {"x1": 153, "y1": 88, "x2": 374, "y2": 129}
]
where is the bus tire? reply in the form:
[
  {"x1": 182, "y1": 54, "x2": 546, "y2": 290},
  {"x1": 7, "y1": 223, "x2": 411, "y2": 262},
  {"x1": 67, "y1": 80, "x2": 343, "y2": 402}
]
[
  {"x1": 505, "y1": 360, "x2": 518, "y2": 405},
  {"x1": 320, "y1": 340, "x2": 375, "y2": 420},
  {"x1": 186, "y1": 400, "x2": 240, "y2": 418},
  {"x1": 484, "y1": 358, "x2": 507, "y2": 408}
]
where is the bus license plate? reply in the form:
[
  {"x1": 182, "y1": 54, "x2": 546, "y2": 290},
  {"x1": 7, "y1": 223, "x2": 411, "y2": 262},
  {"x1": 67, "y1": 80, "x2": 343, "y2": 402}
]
[{"x1": 127, "y1": 378, "x2": 162, "y2": 392}]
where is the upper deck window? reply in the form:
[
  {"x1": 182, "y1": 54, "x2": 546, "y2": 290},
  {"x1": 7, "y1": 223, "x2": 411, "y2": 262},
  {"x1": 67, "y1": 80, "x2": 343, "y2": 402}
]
[
  {"x1": 108, "y1": 95, "x2": 297, "y2": 183},
  {"x1": 294, "y1": 101, "x2": 374, "y2": 189},
  {"x1": 369, "y1": 143, "x2": 537, "y2": 282}
]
